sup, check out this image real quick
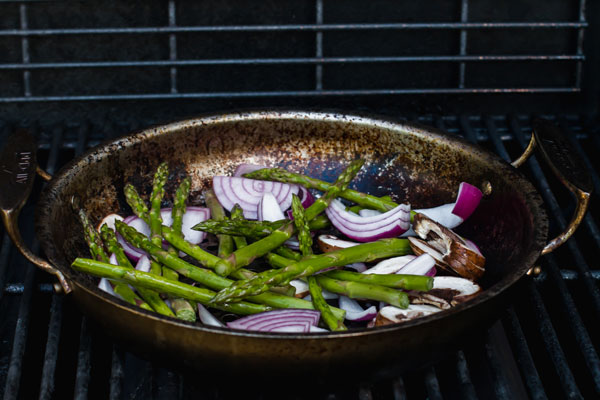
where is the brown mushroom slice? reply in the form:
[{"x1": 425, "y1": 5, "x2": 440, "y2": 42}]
[
  {"x1": 407, "y1": 292, "x2": 452, "y2": 310},
  {"x1": 290, "y1": 279, "x2": 309, "y2": 298},
  {"x1": 407, "y1": 236, "x2": 456, "y2": 275},
  {"x1": 428, "y1": 276, "x2": 482, "y2": 306},
  {"x1": 317, "y1": 234, "x2": 360, "y2": 253},
  {"x1": 375, "y1": 305, "x2": 442, "y2": 326},
  {"x1": 412, "y1": 213, "x2": 485, "y2": 281},
  {"x1": 362, "y1": 255, "x2": 416, "y2": 275}
]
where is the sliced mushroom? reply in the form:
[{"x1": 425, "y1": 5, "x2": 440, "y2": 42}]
[
  {"x1": 411, "y1": 213, "x2": 485, "y2": 281},
  {"x1": 290, "y1": 279, "x2": 309, "y2": 298},
  {"x1": 317, "y1": 234, "x2": 360, "y2": 253},
  {"x1": 375, "y1": 305, "x2": 442, "y2": 326},
  {"x1": 407, "y1": 292, "x2": 452, "y2": 310},
  {"x1": 407, "y1": 237, "x2": 455, "y2": 275},
  {"x1": 428, "y1": 276, "x2": 482, "y2": 306}
]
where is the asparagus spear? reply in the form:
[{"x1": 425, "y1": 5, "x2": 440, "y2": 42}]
[
  {"x1": 149, "y1": 162, "x2": 169, "y2": 276},
  {"x1": 116, "y1": 221, "x2": 345, "y2": 319},
  {"x1": 100, "y1": 224, "x2": 174, "y2": 317},
  {"x1": 325, "y1": 270, "x2": 433, "y2": 292},
  {"x1": 215, "y1": 160, "x2": 364, "y2": 277},
  {"x1": 292, "y1": 193, "x2": 345, "y2": 331},
  {"x1": 166, "y1": 177, "x2": 197, "y2": 322},
  {"x1": 230, "y1": 204, "x2": 248, "y2": 250},
  {"x1": 291, "y1": 194, "x2": 312, "y2": 257},
  {"x1": 244, "y1": 165, "x2": 398, "y2": 212},
  {"x1": 192, "y1": 217, "x2": 329, "y2": 239},
  {"x1": 273, "y1": 246, "x2": 302, "y2": 261},
  {"x1": 72, "y1": 199, "x2": 151, "y2": 311},
  {"x1": 211, "y1": 237, "x2": 411, "y2": 303},
  {"x1": 315, "y1": 275, "x2": 409, "y2": 308},
  {"x1": 204, "y1": 189, "x2": 234, "y2": 258},
  {"x1": 308, "y1": 276, "x2": 347, "y2": 331},
  {"x1": 71, "y1": 258, "x2": 270, "y2": 315}
]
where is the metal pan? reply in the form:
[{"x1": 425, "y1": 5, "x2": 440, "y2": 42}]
[{"x1": 0, "y1": 111, "x2": 591, "y2": 379}]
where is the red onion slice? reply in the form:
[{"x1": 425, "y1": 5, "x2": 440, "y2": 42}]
[
  {"x1": 258, "y1": 192, "x2": 285, "y2": 222},
  {"x1": 363, "y1": 255, "x2": 416, "y2": 275},
  {"x1": 358, "y1": 209, "x2": 382, "y2": 218},
  {"x1": 213, "y1": 176, "x2": 300, "y2": 219},
  {"x1": 326, "y1": 199, "x2": 410, "y2": 242},
  {"x1": 452, "y1": 182, "x2": 482, "y2": 221},
  {"x1": 197, "y1": 304, "x2": 225, "y2": 327},
  {"x1": 98, "y1": 278, "x2": 116, "y2": 296},
  {"x1": 413, "y1": 182, "x2": 482, "y2": 229},
  {"x1": 227, "y1": 309, "x2": 320, "y2": 332},
  {"x1": 338, "y1": 296, "x2": 378, "y2": 321},
  {"x1": 346, "y1": 262, "x2": 367, "y2": 273},
  {"x1": 96, "y1": 213, "x2": 124, "y2": 233},
  {"x1": 135, "y1": 255, "x2": 151, "y2": 273},
  {"x1": 397, "y1": 253, "x2": 436, "y2": 276},
  {"x1": 233, "y1": 163, "x2": 267, "y2": 177}
]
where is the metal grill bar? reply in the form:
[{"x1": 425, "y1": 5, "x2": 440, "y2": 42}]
[
  {"x1": 0, "y1": 22, "x2": 587, "y2": 36},
  {"x1": 19, "y1": 3, "x2": 31, "y2": 97},
  {"x1": 0, "y1": 87, "x2": 581, "y2": 104},
  {"x1": 74, "y1": 318, "x2": 92, "y2": 400},
  {"x1": 502, "y1": 307, "x2": 547, "y2": 400},
  {"x1": 528, "y1": 281, "x2": 582, "y2": 398},
  {"x1": 458, "y1": 0, "x2": 469, "y2": 88},
  {"x1": 0, "y1": 55, "x2": 583, "y2": 70},
  {"x1": 455, "y1": 351, "x2": 478, "y2": 400},
  {"x1": 315, "y1": 0, "x2": 323, "y2": 91},
  {"x1": 109, "y1": 348, "x2": 124, "y2": 400},
  {"x1": 38, "y1": 295, "x2": 63, "y2": 400},
  {"x1": 576, "y1": 0, "x2": 586, "y2": 88},
  {"x1": 168, "y1": 0, "x2": 177, "y2": 94},
  {"x1": 391, "y1": 377, "x2": 406, "y2": 400},
  {"x1": 424, "y1": 367, "x2": 443, "y2": 400}
]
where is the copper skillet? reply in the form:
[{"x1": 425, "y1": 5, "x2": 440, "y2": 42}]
[{"x1": 0, "y1": 111, "x2": 592, "y2": 379}]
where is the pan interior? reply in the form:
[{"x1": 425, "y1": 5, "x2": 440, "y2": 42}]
[{"x1": 37, "y1": 111, "x2": 547, "y2": 307}]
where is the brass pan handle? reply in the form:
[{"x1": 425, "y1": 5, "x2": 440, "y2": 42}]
[
  {"x1": 512, "y1": 118, "x2": 592, "y2": 256},
  {"x1": 0, "y1": 130, "x2": 71, "y2": 293}
]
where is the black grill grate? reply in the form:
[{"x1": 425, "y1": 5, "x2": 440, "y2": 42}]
[
  {"x1": 0, "y1": 114, "x2": 599, "y2": 399},
  {"x1": 0, "y1": 0, "x2": 590, "y2": 103}
]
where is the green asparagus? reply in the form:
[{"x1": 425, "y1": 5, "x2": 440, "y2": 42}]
[
  {"x1": 192, "y1": 217, "x2": 329, "y2": 239},
  {"x1": 149, "y1": 162, "x2": 169, "y2": 276},
  {"x1": 325, "y1": 270, "x2": 433, "y2": 292},
  {"x1": 291, "y1": 194, "x2": 312, "y2": 257},
  {"x1": 229, "y1": 204, "x2": 248, "y2": 250},
  {"x1": 211, "y1": 237, "x2": 411, "y2": 304},
  {"x1": 244, "y1": 163, "x2": 397, "y2": 212},
  {"x1": 116, "y1": 220, "x2": 345, "y2": 319},
  {"x1": 308, "y1": 276, "x2": 347, "y2": 331},
  {"x1": 204, "y1": 189, "x2": 234, "y2": 258},
  {"x1": 71, "y1": 258, "x2": 270, "y2": 315},
  {"x1": 315, "y1": 275, "x2": 409, "y2": 309},
  {"x1": 100, "y1": 224, "x2": 174, "y2": 317}
]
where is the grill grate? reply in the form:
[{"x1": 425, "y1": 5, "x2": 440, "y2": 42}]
[
  {"x1": 0, "y1": 0, "x2": 590, "y2": 103},
  {"x1": 0, "y1": 114, "x2": 599, "y2": 399}
]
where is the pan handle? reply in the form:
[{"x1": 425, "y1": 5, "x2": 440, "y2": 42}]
[
  {"x1": 0, "y1": 129, "x2": 72, "y2": 293},
  {"x1": 511, "y1": 118, "x2": 592, "y2": 256}
]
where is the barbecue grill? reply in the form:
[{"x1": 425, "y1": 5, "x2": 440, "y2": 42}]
[{"x1": 1, "y1": 1, "x2": 599, "y2": 399}]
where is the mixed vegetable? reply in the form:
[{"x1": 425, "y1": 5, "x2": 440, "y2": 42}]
[{"x1": 71, "y1": 160, "x2": 485, "y2": 332}]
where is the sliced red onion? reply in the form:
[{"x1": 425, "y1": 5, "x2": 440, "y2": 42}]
[
  {"x1": 135, "y1": 255, "x2": 151, "y2": 273},
  {"x1": 397, "y1": 253, "x2": 436, "y2": 276},
  {"x1": 98, "y1": 278, "x2": 116, "y2": 296},
  {"x1": 452, "y1": 182, "x2": 482, "y2": 221},
  {"x1": 212, "y1": 176, "x2": 300, "y2": 219},
  {"x1": 363, "y1": 255, "x2": 416, "y2": 275},
  {"x1": 412, "y1": 182, "x2": 482, "y2": 229},
  {"x1": 338, "y1": 296, "x2": 378, "y2": 321},
  {"x1": 303, "y1": 289, "x2": 339, "y2": 300},
  {"x1": 96, "y1": 213, "x2": 123, "y2": 233},
  {"x1": 309, "y1": 325, "x2": 329, "y2": 333},
  {"x1": 109, "y1": 253, "x2": 118, "y2": 265},
  {"x1": 325, "y1": 199, "x2": 410, "y2": 242},
  {"x1": 258, "y1": 192, "x2": 285, "y2": 222},
  {"x1": 197, "y1": 304, "x2": 225, "y2": 327},
  {"x1": 118, "y1": 207, "x2": 210, "y2": 261},
  {"x1": 346, "y1": 262, "x2": 367, "y2": 273},
  {"x1": 226, "y1": 309, "x2": 320, "y2": 332},
  {"x1": 358, "y1": 209, "x2": 382, "y2": 218},
  {"x1": 298, "y1": 186, "x2": 315, "y2": 208},
  {"x1": 233, "y1": 163, "x2": 267, "y2": 177},
  {"x1": 269, "y1": 322, "x2": 313, "y2": 333},
  {"x1": 285, "y1": 236, "x2": 300, "y2": 250}
]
